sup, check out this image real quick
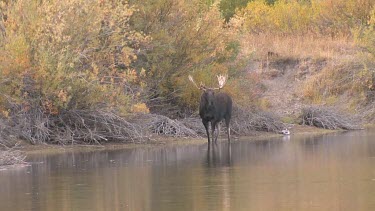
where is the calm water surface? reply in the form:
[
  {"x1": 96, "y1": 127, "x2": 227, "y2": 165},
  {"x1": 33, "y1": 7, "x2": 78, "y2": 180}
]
[{"x1": 1, "y1": 130, "x2": 375, "y2": 211}]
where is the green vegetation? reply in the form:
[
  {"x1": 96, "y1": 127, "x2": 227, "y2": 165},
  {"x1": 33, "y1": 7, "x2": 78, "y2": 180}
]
[{"x1": 0, "y1": 0, "x2": 374, "y2": 146}]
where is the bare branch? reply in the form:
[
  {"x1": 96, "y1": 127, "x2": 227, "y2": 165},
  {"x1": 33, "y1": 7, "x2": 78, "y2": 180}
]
[{"x1": 300, "y1": 106, "x2": 361, "y2": 130}]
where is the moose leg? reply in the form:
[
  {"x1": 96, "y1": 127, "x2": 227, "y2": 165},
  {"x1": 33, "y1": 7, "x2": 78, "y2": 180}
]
[
  {"x1": 211, "y1": 121, "x2": 220, "y2": 142},
  {"x1": 203, "y1": 120, "x2": 210, "y2": 143},
  {"x1": 216, "y1": 123, "x2": 221, "y2": 142},
  {"x1": 225, "y1": 117, "x2": 231, "y2": 142}
]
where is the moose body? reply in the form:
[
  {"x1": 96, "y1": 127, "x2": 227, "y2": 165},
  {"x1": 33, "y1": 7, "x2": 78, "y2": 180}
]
[
  {"x1": 199, "y1": 90, "x2": 232, "y2": 142},
  {"x1": 189, "y1": 74, "x2": 232, "y2": 143}
]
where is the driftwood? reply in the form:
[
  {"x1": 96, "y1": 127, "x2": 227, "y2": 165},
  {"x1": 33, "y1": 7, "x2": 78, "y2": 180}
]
[
  {"x1": 2, "y1": 100, "x2": 288, "y2": 145},
  {"x1": 48, "y1": 110, "x2": 144, "y2": 144},
  {"x1": 10, "y1": 104, "x2": 50, "y2": 144},
  {"x1": 180, "y1": 117, "x2": 206, "y2": 135},
  {"x1": 0, "y1": 143, "x2": 26, "y2": 166},
  {"x1": 300, "y1": 106, "x2": 361, "y2": 130},
  {"x1": 7, "y1": 105, "x2": 203, "y2": 144},
  {"x1": 231, "y1": 106, "x2": 285, "y2": 135},
  {"x1": 131, "y1": 114, "x2": 201, "y2": 138},
  {"x1": 0, "y1": 120, "x2": 26, "y2": 166},
  {"x1": 8, "y1": 104, "x2": 144, "y2": 144}
]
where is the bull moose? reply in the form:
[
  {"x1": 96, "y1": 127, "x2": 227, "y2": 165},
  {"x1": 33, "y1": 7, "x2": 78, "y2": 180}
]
[{"x1": 188, "y1": 74, "x2": 232, "y2": 143}]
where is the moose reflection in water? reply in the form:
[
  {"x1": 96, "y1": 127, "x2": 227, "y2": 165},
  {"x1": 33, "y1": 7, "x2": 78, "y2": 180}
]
[
  {"x1": 206, "y1": 143, "x2": 232, "y2": 168},
  {"x1": 188, "y1": 74, "x2": 233, "y2": 143}
]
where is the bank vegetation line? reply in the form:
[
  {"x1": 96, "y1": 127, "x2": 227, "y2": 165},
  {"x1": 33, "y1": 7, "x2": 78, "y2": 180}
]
[
  {"x1": 1, "y1": 105, "x2": 285, "y2": 145},
  {"x1": 0, "y1": 105, "x2": 363, "y2": 166}
]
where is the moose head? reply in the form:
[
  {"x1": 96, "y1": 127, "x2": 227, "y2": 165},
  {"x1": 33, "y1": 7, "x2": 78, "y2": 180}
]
[{"x1": 188, "y1": 74, "x2": 232, "y2": 143}]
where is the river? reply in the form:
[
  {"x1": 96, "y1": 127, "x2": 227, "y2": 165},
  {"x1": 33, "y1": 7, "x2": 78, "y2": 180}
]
[{"x1": 1, "y1": 130, "x2": 375, "y2": 211}]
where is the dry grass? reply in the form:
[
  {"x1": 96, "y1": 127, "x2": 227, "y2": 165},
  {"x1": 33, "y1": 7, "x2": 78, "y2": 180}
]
[
  {"x1": 239, "y1": 33, "x2": 357, "y2": 61},
  {"x1": 238, "y1": 32, "x2": 375, "y2": 118}
]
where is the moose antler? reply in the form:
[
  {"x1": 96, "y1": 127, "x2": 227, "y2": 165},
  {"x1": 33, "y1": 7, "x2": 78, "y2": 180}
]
[
  {"x1": 188, "y1": 75, "x2": 206, "y2": 90},
  {"x1": 217, "y1": 74, "x2": 227, "y2": 89},
  {"x1": 212, "y1": 74, "x2": 228, "y2": 90},
  {"x1": 189, "y1": 74, "x2": 227, "y2": 91}
]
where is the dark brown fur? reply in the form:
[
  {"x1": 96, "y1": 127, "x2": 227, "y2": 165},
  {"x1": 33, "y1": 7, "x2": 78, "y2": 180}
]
[{"x1": 199, "y1": 89, "x2": 232, "y2": 143}]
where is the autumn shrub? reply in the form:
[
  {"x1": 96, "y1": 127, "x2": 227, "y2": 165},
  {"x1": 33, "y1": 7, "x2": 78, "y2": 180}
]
[
  {"x1": 235, "y1": 0, "x2": 313, "y2": 35},
  {"x1": 234, "y1": 0, "x2": 375, "y2": 37},
  {"x1": 355, "y1": 7, "x2": 375, "y2": 55},
  {"x1": 0, "y1": 0, "x2": 147, "y2": 115},
  {"x1": 314, "y1": 0, "x2": 374, "y2": 36},
  {"x1": 129, "y1": 0, "x2": 244, "y2": 115}
]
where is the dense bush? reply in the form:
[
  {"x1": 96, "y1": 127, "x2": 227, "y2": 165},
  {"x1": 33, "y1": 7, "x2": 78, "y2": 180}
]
[
  {"x1": 0, "y1": 0, "x2": 147, "y2": 115},
  {"x1": 129, "y1": 0, "x2": 249, "y2": 115},
  {"x1": 0, "y1": 0, "x2": 257, "y2": 143}
]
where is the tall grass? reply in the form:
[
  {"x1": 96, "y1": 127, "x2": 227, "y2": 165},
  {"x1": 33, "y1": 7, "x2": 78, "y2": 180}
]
[{"x1": 238, "y1": 33, "x2": 356, "y2": 60}]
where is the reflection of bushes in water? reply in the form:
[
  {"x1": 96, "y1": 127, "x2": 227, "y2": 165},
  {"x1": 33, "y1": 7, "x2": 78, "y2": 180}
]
[{"x1": 300, "y1": 106, "x2": 361, "y2": 130}]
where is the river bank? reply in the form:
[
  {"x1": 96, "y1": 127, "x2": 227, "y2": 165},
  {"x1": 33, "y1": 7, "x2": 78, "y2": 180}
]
[{"x1": 16, "y1": 124, "x2": 336, "y2": 156}]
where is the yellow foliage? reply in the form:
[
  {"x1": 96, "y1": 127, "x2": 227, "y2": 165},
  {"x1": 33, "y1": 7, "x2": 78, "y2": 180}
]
[
  {"x1": 131, "y1": 103, "x2": 150, "y2": 114},
  {"x1": 0, "y1": 0, "x2": 147, "y2": 113},
  {"x1": 234, "y1": 0, "x2": 375, "y2": 36},
  {"x1": 0, "y1": 34, "x2": 31, "y2": 76},
  {"x1": 258, "y1": 98, "x2": 271, "y2": 110},
  {"x1": 130, "y1": 0, "x2": 236, "y2": 108},
  {"x1": 180, "y1": 65, "x2": 262, "y2": 110},
  {"x1": 0, "y1": 108, "x2": 9, "y2": 118}
]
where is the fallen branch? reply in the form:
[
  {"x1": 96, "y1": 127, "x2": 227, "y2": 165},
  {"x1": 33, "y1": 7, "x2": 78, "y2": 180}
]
[
  {"x1": 300, "y1": 106, "x2": 361, "y2": 130},
  {"x1": 0, "y1": 143, "x2": 26, "y2": 166},
  {"x1": 231, "y1": 106, "x2": 285, "y2": 135},
  {"x1": 49, "y1": 110, "x2": 145, "y2": 144},
  {"x1": 3, "y1": 102, "x2": 286, "y2": 145},
  {"x1": 132, "y1": 114, "x2": 201, "y2": 138}
]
